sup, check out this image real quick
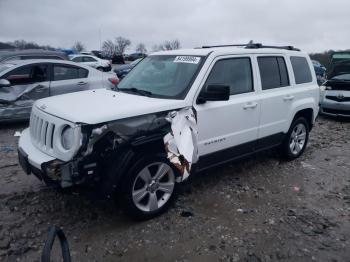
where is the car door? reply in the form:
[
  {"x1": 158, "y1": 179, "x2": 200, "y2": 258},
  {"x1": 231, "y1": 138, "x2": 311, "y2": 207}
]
[
  {"x1": 194, "y1": 56, "x2": 261, "y2": 169},
  {"x1": 255, "y1": 55, "x2": 294, "y2": 148},
  {"x1": 0, "y1": 63, "x2": 50, "y2": 120},
  {"x1": 49, "y1": 63, "x2": 90, "y2": 96}
]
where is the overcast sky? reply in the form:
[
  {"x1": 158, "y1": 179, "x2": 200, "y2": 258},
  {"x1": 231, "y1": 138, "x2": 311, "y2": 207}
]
[{"x1": 0, "y1": 0, "x2": 349, "y2": 53}]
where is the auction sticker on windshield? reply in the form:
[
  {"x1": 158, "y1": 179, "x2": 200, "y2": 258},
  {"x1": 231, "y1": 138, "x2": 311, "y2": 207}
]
[{"x1": 174, "y1": 56, "x2": 201, "y2": 64}]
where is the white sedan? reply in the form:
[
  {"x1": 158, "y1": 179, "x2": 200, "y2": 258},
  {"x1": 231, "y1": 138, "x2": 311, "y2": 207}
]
[
  {"x1": 0, "y1": 59, "x2": 118, "y2": 121},
  {"x1": 70, "y1": 54, "x2": 112, "y2": 72}
]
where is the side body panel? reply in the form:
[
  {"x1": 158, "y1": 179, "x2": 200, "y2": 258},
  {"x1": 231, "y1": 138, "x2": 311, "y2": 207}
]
[{"x1": 193, "y1": 54, "x2": 261, "y2": 157}]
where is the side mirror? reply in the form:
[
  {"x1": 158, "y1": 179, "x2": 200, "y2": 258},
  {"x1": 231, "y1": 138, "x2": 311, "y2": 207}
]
[
  {"x1": 197, "y1": 84, "x2": 230, "y2": 104},
  {"x1": 0, "y1": 79, "x2": 10, "y2": 88}
]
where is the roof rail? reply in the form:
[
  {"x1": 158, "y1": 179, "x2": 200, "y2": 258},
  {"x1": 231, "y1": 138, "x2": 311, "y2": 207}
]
[{"x1": 200, "y1": 42, "x2": 300, "y2": 51}]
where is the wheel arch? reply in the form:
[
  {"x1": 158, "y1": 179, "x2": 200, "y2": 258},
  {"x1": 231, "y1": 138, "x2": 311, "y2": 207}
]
[
  {"x1": 290, "y1": 108, "x2": 314, "y2": 131},
  {"x1": 100, "y1": 134, "x2": 168, "y2": 196}
]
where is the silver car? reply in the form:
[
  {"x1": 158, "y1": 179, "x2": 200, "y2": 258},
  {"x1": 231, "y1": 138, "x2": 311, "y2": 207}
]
[
  {"x1": 0, "y1": 59, "x2": 118, "y2": 122},
  {"x1": 320, "y1": 61, "x2": 350, "y2": 117}
]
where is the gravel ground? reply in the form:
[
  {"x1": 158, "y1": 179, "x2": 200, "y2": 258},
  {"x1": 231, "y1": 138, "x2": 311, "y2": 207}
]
[{"x1": 0, "y1": 116, "x2": 349, "y2": 262}]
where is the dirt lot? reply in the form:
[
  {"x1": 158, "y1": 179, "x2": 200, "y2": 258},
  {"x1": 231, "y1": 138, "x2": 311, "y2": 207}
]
[{"x1": 0, "y1": 117, "x2": 349, "y2": 262}]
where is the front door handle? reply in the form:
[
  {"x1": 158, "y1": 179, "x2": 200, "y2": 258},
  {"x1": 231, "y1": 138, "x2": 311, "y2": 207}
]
[
  {"x1": 77, "y1": 81, "x2": 87, "y2": 85},
  {"x1": 243, "y1": 102, "x2": 258, "y2": 110},
  {"x1": 283, "y1": 95, "x2": 295, "y2": 101}
]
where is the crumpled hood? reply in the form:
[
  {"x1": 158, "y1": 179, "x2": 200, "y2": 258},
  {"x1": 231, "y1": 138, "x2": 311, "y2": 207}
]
[{"x1": 34, "y1": 89, "x2": 188, "y2": 124}]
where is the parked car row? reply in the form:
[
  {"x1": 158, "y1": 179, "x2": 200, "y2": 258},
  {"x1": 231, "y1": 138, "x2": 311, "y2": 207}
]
[{"x1": 0, "y1": 49, "x2": 68, "y2": 62}]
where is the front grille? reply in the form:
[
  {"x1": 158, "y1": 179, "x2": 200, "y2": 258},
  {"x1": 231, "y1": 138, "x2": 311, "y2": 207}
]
[
  {"x1": 29, "y1": 105, "x2": 81, "y2": 162},
  {"x1": 323, "y1": 108, "x2": 350, "y2": 116},
  {"x1": 326, "y1": 95, "x2": 350, "y2": 102},
  {"x1": 30, "y1": 111, "x2": 56, "y2": 150}
]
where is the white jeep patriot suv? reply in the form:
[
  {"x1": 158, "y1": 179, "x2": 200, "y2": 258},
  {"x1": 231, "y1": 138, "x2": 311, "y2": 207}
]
[{"x1": 18, "y1": 43, "x2": 319, "y2": 219}]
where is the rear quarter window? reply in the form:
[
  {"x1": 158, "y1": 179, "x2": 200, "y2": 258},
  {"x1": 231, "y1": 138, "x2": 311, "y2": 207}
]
[{"x1": 290, "y1": 56, "x2": 313, "y2": 84}]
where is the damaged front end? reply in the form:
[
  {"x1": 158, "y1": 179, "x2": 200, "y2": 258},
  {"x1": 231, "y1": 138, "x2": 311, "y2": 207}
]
[
  {"x1": 38, "y1": 107, "x2": 199, "y2": 194},
  {"x1": 164, "y1": 108, "x2": 199, "y2": 182}
]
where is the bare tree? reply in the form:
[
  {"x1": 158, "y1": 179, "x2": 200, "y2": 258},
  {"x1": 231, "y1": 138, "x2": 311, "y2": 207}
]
[
  {"x1": 72, "y1": 41, "x2": 85, "y2": 52},
  {"x1": 163, "y1": 39, "x2": 181, "y2": 50},
  {"x1": 136, "y1": 43, "x2": 147, "y2": 54},
  {"x1": 13, "y1": 40, "x2": 27, "y2": 49},
  {"x1": 102, "y1": 40, "x2": 116, "y2": 56},
  {"x1": 115, "y1": 36, "x2": 131, "y2": 54},
  {"x1": 151, "y1": 44, "x2": 163, "y2": 52},
  {"x1": 153, "y1": 39, "x2": 181, "y2": 52}
]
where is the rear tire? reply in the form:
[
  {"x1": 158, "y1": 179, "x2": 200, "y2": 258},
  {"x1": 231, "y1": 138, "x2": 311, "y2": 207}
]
[
  {"x1": 97, "y1": 67, "x2": 104, "y2": 71},
  {"x1": 280, "y1": 117, "x2": 309, "y2": 160},
  {"x1": 119, "y1": 154, "x2": 178, "y2": 220}
]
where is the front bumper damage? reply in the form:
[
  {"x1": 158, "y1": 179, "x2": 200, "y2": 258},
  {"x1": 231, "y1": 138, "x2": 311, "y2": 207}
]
[
  {"x1": 18, "y1": 107, "x2": 200, "y2": 189},
  {"x1": 18, "y1": 129, "x2": 98, "y2": 187}
]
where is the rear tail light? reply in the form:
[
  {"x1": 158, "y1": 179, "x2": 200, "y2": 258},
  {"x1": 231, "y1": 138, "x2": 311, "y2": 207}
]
[{"x1": 108, "y1": 77, "x2": 119, "y2": 85}]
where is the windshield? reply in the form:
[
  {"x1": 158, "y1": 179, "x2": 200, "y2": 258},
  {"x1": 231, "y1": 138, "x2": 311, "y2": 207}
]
[{"x1": 117, "y1": 55, "x2": 204, "y2": 99}]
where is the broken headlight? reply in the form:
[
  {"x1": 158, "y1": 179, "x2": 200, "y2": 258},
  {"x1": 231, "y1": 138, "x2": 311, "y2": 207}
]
[{"x1": 61, "y1": 125, "x2": 75, "y2": 150}]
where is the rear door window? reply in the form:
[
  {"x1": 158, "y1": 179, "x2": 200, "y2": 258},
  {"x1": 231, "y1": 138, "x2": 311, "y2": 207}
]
[
  {"x1": 205, "y1": 57, "x2": 254, "y2": 95},
  {"x1": 53, "y1": 64, "x2": 88, "y2": 81},
  {"x1": 83, "y1": 56, "x2": 97, "y2": 62},
  {"x1": 290, "y1": 56, "x2": 312, "y2": 84},
  {"x1": 72, "y1": 57, "x2": 83, "y2": 62},
  {"x1": 5, "y1": 64, "x2": 49, "y2": 85},
  {"x1": 258, "y1": 56, "x2": 290, "y2": 90}
]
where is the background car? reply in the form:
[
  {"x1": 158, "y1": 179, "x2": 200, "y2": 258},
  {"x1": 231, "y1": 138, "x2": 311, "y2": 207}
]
[
  {"x1": 0, "y1": 59, "x2": 118, "y2": 122},
  {"x1": 0, "y1": 49, "x2": 68, "y2": 63},
  {"x1": 80, "y1": 51, "x2": 93, "y2": 55},
  {"x1": 103, "y1": 53, "x2": 125, "y2": 64},
  {"x1": 70, "y1": 54, "x2": 112, "y2": 71},
  {"x1": 113, "y1": 58, "x2": 142, "y2": 78},
  {"x1": 312, "y1": 60, "x2": 327, "y2": 85},
  {"x1": 320, "y1": 60, "x2": 350, "y2": 117},
  {"x1": 127, "y1": 52, "x2": 147, "y2": 61}
]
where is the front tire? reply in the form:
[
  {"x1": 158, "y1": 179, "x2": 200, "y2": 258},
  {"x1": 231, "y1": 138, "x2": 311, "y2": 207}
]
[
  {"x1": 119, "y1": 154, "x2": 178, "y2": 220},
  {"x1": 281, "y1": 117, "x2": 309, "y2": 160}
]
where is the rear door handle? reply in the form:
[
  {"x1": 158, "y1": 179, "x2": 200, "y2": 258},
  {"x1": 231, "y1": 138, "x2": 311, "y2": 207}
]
[
  {"x1": 283, "y1": 95, "x2": 295, "y2": 101},
  {"x1": 77, "y1": 81, "x2": 87, "y2": 85},
  {"x1": 243, "y1": 102, "x2": 258, "y2": 110}
]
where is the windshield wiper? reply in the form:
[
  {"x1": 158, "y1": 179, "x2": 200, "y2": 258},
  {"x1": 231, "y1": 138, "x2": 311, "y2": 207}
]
[{"x1": 119, "y1": 87, "x2": 153, "y2": 97}]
